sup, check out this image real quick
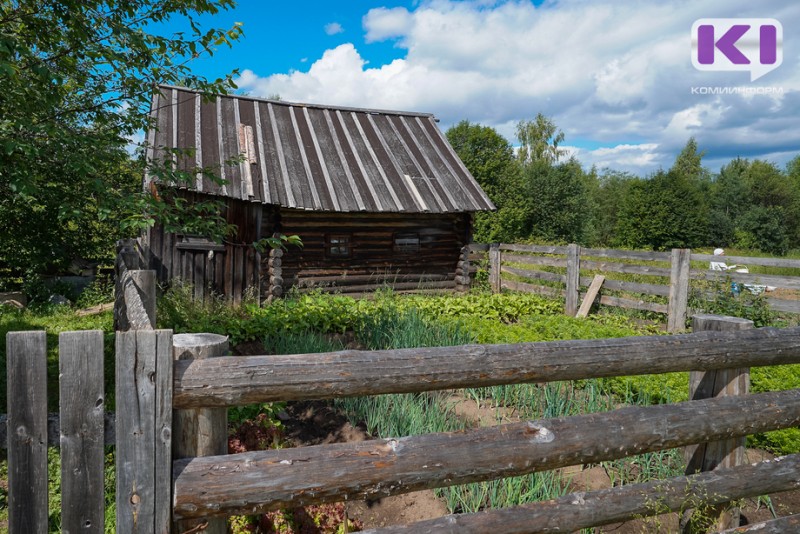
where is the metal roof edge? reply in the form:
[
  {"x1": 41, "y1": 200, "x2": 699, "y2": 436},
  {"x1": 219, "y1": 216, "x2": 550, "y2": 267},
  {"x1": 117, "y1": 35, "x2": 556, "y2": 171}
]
[{"x1": 156, "y1": 84, "x2": 437, "y2": 120}]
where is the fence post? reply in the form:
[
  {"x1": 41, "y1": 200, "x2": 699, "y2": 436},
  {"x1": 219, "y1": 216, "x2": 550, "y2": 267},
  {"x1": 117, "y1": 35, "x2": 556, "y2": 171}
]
[
  {"x1": 565, "y1": 244, "x2": 581, "y2": 317},
  {"x1": 116, "y1": 329, "x2": 173, "y2": 534},
  {"x1": 172, "y1": 333, "x2": 230, "y2": 534},
  {"x1": 489, "y1": 243, "x2": 501, "y2": 293},
  {"x1": 115, "y1": 238, "x2": 157, "y2": 331},
  {"x1": 682, "y1": 314, "x2": 753, "y2": 533},
  {"x1": 6, "y1": 331, "x2": 48, "y2": 534},
  {"x1": 668, "y1": 248, "x2": 691, "y2": 332}
]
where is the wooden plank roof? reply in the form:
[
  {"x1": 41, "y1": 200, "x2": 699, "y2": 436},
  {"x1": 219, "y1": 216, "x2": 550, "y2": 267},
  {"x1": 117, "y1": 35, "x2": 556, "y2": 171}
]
[{"x1": 145, "y1": 85, "x2": 495, "y2": 214}]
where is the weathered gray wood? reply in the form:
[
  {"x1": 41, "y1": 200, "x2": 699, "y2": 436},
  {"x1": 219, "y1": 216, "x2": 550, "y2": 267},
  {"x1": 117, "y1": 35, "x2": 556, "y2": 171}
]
[
  {"x1": 580, "y1": 259, "x2": 671, "y2": 277},
  {"x1": 360, "y1": 454, "x2": 800, "y2": 534},
  {"x1": 719, "y1": 514, "x2": 800, "y2": 533},
  {"x1": 116, "y1": 329, "x2": 173, "y2": 534},
  {"x1": 153, "y1": 330, "x2": 173, "y2": 534},
  {"x1": 683, "y1": 315, "x2": 754, "y2": 532},
  {"x1": 580, "y1": 276, "x2": 670, "y2": 297},
  {"x1": 668, "y1": 248, "x2": 691, "y2": 332},
  {"x1": 172, "y1": 333, "x2": 229, "y2": 534},
  {"x1": 6, "y1": 331, "x2": 48, "y2": 533},
  {"x1": 581, "y1": 247, "x2": 672, "y2": 262},
  {"x1": 59, "y1": 331, "x2": 105, "y2": 534},
  {"x1": 173, "y1": 326, "x2": 800, "y2": 408},
  {"x1": 502, "y1": 265, "x2": 565, "y2": 284},
  {"x1": 489, "y1": 243, "x2": 501, "y2": 293},
  {"x1": 565, "y1": 244, "x2": 580, "y2": 316},
  {"x1": 116, "y1": 269, "x2": 156, "y2": 331},
  {"x1": 503, "y1": 254, "x2": 567, "y2": 269},
  {"x1": 577, "y1": 275, "x2": 604, "y2": 318},
  {"x1": 691, "y1": 252, "x2": 800, "y2": 269},
  {"x1": 499, "y1": 243, "x2": 569, "y2": 254},
  {"x1": 595, "y1": 294, "x2": 668, "y2": 314},
  {"x1": 173, "y1": 388, "x2": 800, "y2": 520},
  {"x1": 0, "y1": 412, "x2": 116, "y2": 448},
  {"x1": 297, "y1": 279, "x2": 456, "y2": 293},
  {"x1": 768, "y1": 298, "x2": 800, "y2": 313},
  {"x1": 292, "y1": 272, "x2": 452, "y2": 285},
  {"x1": 468, "y1": 243, "x2": 489, "y2": 252}
]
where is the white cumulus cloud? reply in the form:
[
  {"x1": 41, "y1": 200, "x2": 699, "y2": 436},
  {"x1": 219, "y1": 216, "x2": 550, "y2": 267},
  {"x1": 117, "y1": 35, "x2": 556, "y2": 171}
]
[{"x1": 235, "y1": 0, "x2": 800, "y2": 174}]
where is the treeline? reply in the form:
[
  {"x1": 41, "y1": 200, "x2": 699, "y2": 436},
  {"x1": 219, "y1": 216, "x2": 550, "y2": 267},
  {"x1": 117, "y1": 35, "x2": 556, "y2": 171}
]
[{"x1": 447, "y1": 118, "x2": 800, "y2": 255}]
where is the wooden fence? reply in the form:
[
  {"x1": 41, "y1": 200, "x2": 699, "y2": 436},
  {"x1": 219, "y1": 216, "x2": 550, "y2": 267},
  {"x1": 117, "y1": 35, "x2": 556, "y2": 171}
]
[
  {"x1": 471, "y1": 243, "x2": 800, "y2": 332},
  {"x1": 4, "y1": 316, "x2": 800, "y2": 532}
]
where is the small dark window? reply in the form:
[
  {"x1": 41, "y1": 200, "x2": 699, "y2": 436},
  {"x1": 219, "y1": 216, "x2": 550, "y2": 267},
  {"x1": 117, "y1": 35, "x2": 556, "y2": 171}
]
[
  {"x1": 394, "y1": 233, "x2": 420, "y2": 253},
  {"x1": 327, "y1": 234, "x2": 351, "y2": 257}
]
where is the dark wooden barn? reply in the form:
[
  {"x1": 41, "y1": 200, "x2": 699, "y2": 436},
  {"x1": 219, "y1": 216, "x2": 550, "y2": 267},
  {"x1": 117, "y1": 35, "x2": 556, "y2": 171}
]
[{"x1": 143, "y1": 86, "x2": 494, "y2": 303}]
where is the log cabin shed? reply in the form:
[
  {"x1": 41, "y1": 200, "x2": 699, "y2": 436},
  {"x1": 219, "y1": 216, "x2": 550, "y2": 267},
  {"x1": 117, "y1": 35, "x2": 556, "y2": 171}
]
[{"x1": 143, "y1": 85, "x2": 495, "y2": 303}]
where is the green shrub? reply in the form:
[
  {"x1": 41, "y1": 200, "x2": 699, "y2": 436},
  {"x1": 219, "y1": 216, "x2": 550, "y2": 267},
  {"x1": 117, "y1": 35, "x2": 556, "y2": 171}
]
[{"x1": 688, "y1": 276, "x2": 775, "y2": 327}]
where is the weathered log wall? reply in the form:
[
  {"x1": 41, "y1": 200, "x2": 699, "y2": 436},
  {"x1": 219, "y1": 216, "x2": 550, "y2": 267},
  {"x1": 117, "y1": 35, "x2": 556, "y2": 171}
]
[{"x1": 267, "y1": 209, "x2": 470, "y2": 294}]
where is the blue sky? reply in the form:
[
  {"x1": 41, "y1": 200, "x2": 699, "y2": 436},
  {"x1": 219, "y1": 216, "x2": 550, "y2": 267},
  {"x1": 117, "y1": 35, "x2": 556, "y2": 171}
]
[{"x1": 162, "y1": 0, "x2": 800, "y2": 175}]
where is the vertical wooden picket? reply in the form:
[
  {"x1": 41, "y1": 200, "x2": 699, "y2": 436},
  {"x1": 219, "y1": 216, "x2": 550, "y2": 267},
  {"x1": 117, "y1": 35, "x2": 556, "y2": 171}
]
[
  {"x1": 489, "y1": 243, "x2": 501, "y2": 293},
  {"x1": 6, "y1": 331, "x2": 49, "y2": 533},
  {"x1": 59, "y1": 330, "x2": 105, "y2": 533},
  {"x1": 116, "y1": 329, "x2": 173, "y2": 534},
  {"x1": 565, "y1": 243, "x2": 581, "y2": 316},
  {"x1": 668, "y1": 248, "x2": 691, "y2": 332}
]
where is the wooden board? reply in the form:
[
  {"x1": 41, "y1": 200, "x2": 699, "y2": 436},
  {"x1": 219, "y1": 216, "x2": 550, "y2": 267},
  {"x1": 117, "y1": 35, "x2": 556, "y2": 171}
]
[
  {"x1": 116, "y1": 330, "x2": 173, "y2": 534},
  {"x1": 6, "y1": 331, "x2": 48, "y2": 533},
  {"x1": 173, "y1": 326, "x2": 800, "y2": 408},
  {"x1": 59, "y1": 331, "x2": 105, "y2": 533},
  {"x1": 172, "y1": 389, "x2": 800, "y2": 520},
  {"x1": 577, "y1": 275, "x2": 605, "y2": 318},
  {"x1": 502, "y1": 265, "x2": 565, "y2": 284}
]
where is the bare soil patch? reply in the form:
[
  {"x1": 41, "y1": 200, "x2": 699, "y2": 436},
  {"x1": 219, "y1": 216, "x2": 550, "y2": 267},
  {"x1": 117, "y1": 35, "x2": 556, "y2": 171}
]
[{"x1": 281, "y1": 401, "x2": 448, "y2": 529}]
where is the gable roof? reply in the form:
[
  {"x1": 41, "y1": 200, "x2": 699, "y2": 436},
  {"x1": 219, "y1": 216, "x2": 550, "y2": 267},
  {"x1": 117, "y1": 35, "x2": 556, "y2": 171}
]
[{"x1": 145, "y1": 85, "x2": 495, "y2": 214}]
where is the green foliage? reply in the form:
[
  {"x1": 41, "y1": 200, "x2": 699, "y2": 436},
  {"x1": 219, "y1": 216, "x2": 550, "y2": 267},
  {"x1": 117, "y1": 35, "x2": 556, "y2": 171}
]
[
  {"x1": 520, "y1": 158, "x2": 590, "y2": 243},
  {"x1": 158, "y1": 285, "x2": 564, "y2": 345},
  {"x1": 515, "y1": 113, "x2": 566, "y2": 166},
  {"x1": 615, "y1": 168, "x2": 708, "y2": 250},
  {"x1": 74, "y1": 274, "x2": 115, "y2": 308},
  {"x1": 0, "y1": 0, "x2": 244, "y2": 287},
  {"x1": 688, "y1": 276, "x2": 776, "y2": 327},
  {"x1": 736, "y1": 206, "x2": 789, "y2": 255},
  {"x1": 252, "y1": 233, "x2": 304, "y2": 254},
  {"x1": 446, "y1": 120, "x2": 515, "y2": 201}
]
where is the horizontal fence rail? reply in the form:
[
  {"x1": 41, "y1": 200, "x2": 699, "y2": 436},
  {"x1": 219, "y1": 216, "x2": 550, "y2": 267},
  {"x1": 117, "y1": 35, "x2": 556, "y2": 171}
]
[
  {"x1": 173, "y1": 389, "x2": 800, "y2": 520},
  {"x1": 473, "y1": 243, "x2": 800, "y2": 327},
  {"x1": 360, "y1": 453, "x2": 800, "y2": 534},
  {"x1": 173, "y1": 326, "x2": 800, "y2": 408}
]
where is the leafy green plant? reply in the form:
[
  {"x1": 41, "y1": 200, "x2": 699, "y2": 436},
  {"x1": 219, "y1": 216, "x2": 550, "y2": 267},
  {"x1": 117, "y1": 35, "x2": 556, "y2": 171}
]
[
  {"x1": 688, "y1": 276, "x2": 775, "y2": 327},
  {"x1": 75, "y1": 274, "x2": 115, "y2": 308}
]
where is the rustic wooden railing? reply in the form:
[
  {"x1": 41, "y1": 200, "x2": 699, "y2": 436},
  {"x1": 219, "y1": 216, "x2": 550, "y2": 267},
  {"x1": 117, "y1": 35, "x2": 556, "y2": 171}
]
[
  {"x1": 471, "y1": 243, "x2": 800, "y2": 332},
  {"x1": 4, "y1": 317, "x2": 800, "y2": 532}
]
